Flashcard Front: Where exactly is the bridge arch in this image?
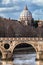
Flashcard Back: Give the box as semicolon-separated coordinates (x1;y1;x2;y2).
12;41;37;53
12;42;37;55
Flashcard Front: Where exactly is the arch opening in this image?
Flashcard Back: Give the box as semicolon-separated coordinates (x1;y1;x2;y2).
4;43;10;49
13;43;36;65
0;51;2;60
13;43;36;57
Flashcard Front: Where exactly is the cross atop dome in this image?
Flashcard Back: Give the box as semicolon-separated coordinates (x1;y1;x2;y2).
24;5;28;10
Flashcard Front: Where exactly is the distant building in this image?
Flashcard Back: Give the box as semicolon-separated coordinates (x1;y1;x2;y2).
19;5;32;25
0;5;43;37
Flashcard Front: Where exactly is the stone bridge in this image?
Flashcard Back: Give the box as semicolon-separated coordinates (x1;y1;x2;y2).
0;38;43;60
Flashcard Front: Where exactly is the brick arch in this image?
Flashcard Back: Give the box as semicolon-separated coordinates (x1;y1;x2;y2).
12;42;37;53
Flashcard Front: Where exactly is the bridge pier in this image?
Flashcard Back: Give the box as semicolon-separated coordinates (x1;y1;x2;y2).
36;51;43;61
2;53;6;60
1;52;13;60
6;53;13;60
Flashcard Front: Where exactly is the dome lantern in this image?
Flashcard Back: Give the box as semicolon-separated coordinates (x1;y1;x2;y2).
24;5;28;10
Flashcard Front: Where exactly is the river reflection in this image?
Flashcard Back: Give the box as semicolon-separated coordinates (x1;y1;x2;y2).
0;54;43;65
0;60;43;65
36;61;43;65
13;54;36;65
0;61;14;65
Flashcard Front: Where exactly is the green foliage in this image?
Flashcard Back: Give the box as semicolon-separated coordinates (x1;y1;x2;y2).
31;20;38;28
34;21;38;28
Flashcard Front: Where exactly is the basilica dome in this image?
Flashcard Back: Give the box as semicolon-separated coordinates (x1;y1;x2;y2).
19;5;32;25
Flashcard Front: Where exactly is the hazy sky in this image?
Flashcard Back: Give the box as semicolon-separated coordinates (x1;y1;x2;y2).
0;0;43;20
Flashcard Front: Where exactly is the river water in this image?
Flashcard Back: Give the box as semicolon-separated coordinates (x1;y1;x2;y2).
0;53;43;65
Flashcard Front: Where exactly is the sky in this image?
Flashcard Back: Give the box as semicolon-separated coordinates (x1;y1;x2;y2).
0;0;43;20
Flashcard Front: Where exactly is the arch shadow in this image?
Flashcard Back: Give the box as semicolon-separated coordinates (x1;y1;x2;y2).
13;42;37;53
12;43;37;59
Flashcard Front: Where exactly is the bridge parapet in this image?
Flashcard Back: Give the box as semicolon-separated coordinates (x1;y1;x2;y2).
0;38;43;42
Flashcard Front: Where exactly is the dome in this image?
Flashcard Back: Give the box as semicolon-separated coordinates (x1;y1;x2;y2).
19;5;32;25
